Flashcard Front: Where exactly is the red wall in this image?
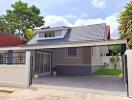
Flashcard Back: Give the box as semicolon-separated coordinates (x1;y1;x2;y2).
0;32;27;47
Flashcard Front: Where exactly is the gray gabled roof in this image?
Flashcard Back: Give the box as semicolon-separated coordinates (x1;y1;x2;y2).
28;23;107;45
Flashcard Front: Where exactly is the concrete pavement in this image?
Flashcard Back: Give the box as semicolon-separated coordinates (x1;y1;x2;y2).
0;76;130;100
5;87;131;100
33;75;127;96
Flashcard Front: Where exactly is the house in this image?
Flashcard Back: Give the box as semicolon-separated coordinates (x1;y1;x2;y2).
0;23;130;96
0;24;122;75
27;23;111;76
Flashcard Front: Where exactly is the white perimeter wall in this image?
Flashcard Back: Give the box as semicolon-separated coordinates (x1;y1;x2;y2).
0;51;31;88
125;50;132;97
0;65;29;88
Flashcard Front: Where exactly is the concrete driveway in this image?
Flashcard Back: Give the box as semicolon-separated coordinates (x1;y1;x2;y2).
32;75;127;96
6;87;130;100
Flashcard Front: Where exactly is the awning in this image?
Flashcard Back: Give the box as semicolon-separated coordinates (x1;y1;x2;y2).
0;39;127;51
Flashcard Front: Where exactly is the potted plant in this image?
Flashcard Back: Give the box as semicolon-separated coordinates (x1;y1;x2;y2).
33;71;39;78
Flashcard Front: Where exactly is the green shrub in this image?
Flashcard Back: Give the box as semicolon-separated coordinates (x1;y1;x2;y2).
110;56;120;69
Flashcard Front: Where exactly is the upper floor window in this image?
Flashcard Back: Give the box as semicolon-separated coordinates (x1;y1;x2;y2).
67;47;77;57
37;29;68;40
38;31;55;38
44;31;55;38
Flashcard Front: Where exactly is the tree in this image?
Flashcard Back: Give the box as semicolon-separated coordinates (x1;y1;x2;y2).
110;45;122;55
25;28;36;40
118;1;132;49
110;56;120;69
0;11;17;34
0;0;44;40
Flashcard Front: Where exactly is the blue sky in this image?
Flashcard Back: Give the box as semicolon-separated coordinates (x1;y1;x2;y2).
0;0;131;38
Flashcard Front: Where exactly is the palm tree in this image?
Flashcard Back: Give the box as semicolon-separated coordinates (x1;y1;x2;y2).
118;1;132;49
126;29;132;48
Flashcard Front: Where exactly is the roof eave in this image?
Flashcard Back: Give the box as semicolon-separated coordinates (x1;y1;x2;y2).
0;39;127;51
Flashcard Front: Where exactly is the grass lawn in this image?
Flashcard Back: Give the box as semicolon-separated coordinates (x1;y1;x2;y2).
94;69;122;77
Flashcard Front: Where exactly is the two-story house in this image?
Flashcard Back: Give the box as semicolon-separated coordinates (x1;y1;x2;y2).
27;23;111;76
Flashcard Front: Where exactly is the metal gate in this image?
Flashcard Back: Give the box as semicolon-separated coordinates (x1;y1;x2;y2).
35;51;52;76
29;56;33;85
123;55;129;96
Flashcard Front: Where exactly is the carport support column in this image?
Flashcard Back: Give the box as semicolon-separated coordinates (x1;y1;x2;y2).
25;51;31;88
125;50;132;97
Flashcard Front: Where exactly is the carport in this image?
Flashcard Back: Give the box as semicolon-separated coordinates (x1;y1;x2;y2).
0;39;130;97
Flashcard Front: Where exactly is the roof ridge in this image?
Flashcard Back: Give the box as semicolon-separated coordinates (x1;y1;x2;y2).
36;23;106;31
71;23;106;28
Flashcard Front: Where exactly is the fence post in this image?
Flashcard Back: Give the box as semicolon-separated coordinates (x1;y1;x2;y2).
125;50;132;97
25;51;31;87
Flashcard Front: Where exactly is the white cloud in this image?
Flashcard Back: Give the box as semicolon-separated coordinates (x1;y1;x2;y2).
91;0;107;8
105;14;119;39
44;15;72;27
74;18;104;26
73;14;120;39
44;14;119;39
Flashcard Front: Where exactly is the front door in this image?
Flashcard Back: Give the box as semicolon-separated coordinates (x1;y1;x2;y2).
35;51;52;76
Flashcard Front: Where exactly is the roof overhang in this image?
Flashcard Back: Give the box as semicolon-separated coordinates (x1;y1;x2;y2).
0;39;127;51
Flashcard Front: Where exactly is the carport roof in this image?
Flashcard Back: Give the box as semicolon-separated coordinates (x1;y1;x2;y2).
0;39;127;51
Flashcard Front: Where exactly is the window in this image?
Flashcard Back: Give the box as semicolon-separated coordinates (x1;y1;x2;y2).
67;47;77;57
38;31;55;38
0;52;25;64
55;30;62;37
44;31;55;38
37;30;66;40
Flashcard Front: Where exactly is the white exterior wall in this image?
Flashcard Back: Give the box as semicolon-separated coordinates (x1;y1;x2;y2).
91;47;102;65
101;56;122;69
0;51;31;88
91;46;109;65
91;46;122;69
125;50;132;97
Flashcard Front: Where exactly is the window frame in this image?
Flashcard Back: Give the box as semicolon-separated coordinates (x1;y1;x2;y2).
66;47;78;57
0;51;26;64
44;31;55;38
37;29;67;40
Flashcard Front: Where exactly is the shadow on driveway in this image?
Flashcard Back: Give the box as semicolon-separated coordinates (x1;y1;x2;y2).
32;75;127;96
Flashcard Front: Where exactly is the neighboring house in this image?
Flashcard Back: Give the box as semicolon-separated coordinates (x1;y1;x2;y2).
0;31;27;64
27;23;111;76
0;31;26;47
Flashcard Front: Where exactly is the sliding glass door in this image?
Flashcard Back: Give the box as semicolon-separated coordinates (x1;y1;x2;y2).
35;51;51;75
